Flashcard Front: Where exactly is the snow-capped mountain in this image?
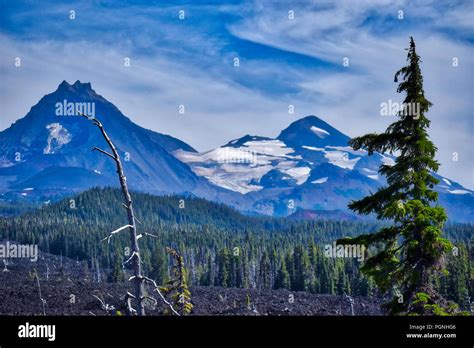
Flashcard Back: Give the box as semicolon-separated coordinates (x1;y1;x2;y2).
0;81;236;202
1;82;472;222
175;115;474;221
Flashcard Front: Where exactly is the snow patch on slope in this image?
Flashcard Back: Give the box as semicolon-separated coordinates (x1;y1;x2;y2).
281;167;311;185
326;146;366;156
323;150;360;170
448;189;471;195
242;140;297;157
310;126;330;138
311;177;328;184
381;154;395;167
302;145;361;170
302;146;325;151
43;123;72;154
175;139;305;194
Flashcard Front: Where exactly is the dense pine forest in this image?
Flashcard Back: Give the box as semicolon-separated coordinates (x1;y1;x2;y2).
0;187;472;310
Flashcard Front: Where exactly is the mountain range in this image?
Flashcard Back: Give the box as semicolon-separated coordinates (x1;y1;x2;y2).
1;81;472;221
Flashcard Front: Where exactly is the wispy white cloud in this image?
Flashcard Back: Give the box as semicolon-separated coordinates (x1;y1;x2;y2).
0;0;472;188
0;34;294;153
228;0;474;188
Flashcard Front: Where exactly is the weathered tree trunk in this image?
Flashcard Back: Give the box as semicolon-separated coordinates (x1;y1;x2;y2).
82;115;145;315
83;114;180;316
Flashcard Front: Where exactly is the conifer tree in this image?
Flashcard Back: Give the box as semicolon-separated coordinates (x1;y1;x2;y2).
217;247;230;287
259;251;272;289
292;245;309;291
274;260;291;289
108;248;125;283
149;247;167;285
161;247;193;315
234;253;244;288
200;254;214;286
338;37;453;314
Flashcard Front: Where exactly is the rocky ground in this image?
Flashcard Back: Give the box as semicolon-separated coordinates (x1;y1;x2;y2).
0;250;384;316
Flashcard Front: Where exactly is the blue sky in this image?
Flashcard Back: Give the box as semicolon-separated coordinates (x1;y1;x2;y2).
0;0;473;188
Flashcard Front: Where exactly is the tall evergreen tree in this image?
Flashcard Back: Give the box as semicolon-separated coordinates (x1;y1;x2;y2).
292;245;309;291
216;247;230;287
259;251;272;289
274;259;291;289
338;37;453;314
200;253;214;286
234;253;244;288
108;248;125;283
149;247;168;285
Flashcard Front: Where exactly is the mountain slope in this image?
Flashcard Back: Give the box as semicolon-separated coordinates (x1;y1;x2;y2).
176;116;474;222
1;83;471;221
0;81;236;202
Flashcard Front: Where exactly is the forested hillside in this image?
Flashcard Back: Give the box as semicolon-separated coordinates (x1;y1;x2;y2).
0;187;471;310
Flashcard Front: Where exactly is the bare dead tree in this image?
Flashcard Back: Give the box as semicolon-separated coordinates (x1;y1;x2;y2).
2;259;9;272
44;260;49;280
81;114;145;315
33;268;46;316
95;257;101;283
344;293;355;316
82;114;179;316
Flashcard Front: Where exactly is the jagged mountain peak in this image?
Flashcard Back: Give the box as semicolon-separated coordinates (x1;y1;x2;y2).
0;81;207;199
1;82;472;222
52;80;99;101
57;80;93;92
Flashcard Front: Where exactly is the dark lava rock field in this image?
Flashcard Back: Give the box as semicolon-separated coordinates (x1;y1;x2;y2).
0;250;384;316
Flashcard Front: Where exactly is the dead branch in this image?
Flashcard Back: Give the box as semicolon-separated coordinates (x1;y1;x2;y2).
143;276;180;316
143;232;159;238
101;224;133;244
123;251;139;266
93;294;115;314
92;147;115;160
124;292;137;316
140;295;158;307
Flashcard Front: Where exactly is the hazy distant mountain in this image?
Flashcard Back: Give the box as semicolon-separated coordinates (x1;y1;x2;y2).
1;82;472;221
0;81;236;202
176;116;474;222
